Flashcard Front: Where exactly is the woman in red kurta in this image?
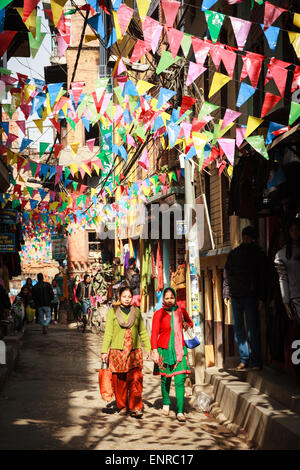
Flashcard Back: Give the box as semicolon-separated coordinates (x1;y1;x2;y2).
151;287;193;422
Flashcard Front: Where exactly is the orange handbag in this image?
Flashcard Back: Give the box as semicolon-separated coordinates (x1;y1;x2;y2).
98;362;114;402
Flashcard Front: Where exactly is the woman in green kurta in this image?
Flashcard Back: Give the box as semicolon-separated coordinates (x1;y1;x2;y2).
151;287;193;422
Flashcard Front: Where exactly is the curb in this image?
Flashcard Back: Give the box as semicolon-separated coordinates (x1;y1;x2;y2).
0;332;24;393
205;367;300;450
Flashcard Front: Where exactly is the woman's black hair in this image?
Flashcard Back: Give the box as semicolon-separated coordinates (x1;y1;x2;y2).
119;286;133;297
163;287;176;298
83;273;90;281
128;257;136;266
286;218;300;260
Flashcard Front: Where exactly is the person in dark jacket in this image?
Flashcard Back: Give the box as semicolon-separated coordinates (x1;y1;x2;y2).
0;284;11;320
223;226;268;370
125;258;141;306
32;273;54;335
76;274;95;327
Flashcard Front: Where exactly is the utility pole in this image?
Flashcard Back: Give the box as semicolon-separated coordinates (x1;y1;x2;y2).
184;157;206;385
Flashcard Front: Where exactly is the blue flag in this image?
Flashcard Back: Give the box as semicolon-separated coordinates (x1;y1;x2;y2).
261;24;280;51
157;87;176;109
87;13;105;39
236;82;256;108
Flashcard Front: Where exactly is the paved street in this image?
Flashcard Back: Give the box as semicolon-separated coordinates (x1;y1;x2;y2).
0;323;251;450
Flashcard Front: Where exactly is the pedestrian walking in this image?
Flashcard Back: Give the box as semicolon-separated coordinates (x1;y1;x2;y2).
101;286;151;418
19;285;35;323
51;279;62;324
76;274;95;328
125;258;141;307
151;287;193;423
223;226;268;370
32;273;54;335
12;296;25;333
111;257;121;304
274;218;300;325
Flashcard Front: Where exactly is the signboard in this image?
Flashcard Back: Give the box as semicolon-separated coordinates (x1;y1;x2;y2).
0;233;15;253
51;234;67;260
0;209;18;225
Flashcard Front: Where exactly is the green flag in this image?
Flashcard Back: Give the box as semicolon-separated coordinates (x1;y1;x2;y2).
246;135;269;160
204;11;225;44
29;16;46;58
181;34;192;57
289;101;300;126
198;102;219;120
40;142;50;157
156;50;180;75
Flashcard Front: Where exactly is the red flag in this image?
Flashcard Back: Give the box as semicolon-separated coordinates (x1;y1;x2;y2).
162;0;180;28
23;0;40;22
209;44;224;70
16;120;26;135
179;95;197;117
158;174;167;185
166;27;184;59
130;39;151;63
266;64;288;97
0;31;17;57
17;73;28;88
54;144;63;158
263;1;287;30
50;118;61;133
92;89;106;113
260;93;282;117
291;66;300;94
240;52;264;89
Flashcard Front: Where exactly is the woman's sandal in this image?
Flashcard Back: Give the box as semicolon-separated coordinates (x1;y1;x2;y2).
177;413;186;422
162;405;170;416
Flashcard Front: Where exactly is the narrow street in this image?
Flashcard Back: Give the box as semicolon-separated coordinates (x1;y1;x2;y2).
0;323;251;451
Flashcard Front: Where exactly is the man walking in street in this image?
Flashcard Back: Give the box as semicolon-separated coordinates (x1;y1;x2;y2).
76;274;95;329
32;273;54;335
223;226;268;370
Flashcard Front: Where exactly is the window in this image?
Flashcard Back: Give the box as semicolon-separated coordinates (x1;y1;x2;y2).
88;231;101;252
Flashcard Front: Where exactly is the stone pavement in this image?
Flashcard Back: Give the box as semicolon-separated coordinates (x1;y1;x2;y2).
0;323;251;450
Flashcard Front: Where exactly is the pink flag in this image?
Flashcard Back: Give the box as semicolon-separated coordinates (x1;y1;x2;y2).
86;138;95;153
71;81;85;107
191;37;211;66
16;121;26;135
117;4;134;36
209;44;224;70
186;61;207;86
138;149;149;170
55;166;63;186
230;17;252;50
57;35;68;58
235;127;246;148
181;122;192;140
166;27;184;59
127;134;137;148
100;93;112;115
263;2;287;31
113;57;127;76
240;52;264;89
142;16;163;53
162;0;180;28
217;138;235;166
221;48;237;78
220;109;241;130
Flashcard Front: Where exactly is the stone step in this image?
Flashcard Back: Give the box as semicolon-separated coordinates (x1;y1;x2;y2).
205;367;300;450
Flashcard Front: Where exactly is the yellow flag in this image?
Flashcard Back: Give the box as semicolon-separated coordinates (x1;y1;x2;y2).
92;162;101;176
49;202;59;211
24;84;35;103
113;11;122;41
293;13;300;28
85;34;98;43
245;116;263;138
136;0;151;21
81;163;92;177
208;72;231;99
33;119;43;133
192;132;208;159
15;8;37;37
18;174;26;183
70;143;80;155
69;163;78;176
288;31;300;58
50;0;67;27
136;80;154;96
91;188;97;198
